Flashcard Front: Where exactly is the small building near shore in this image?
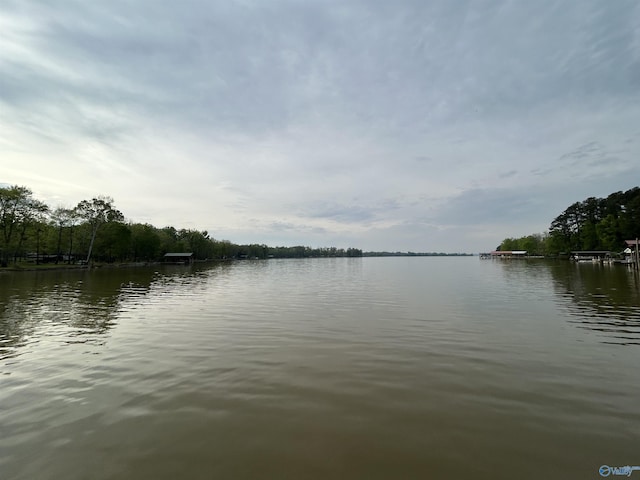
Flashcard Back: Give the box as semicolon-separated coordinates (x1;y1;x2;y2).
490;250;527;258
624;240;639;266
163;252;194;264
570;250;611;262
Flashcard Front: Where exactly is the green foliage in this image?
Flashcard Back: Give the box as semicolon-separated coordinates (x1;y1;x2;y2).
49;207;78;263
499;187;640;256
75;196;124;263
0;184;363;266
547;187;640;253
498;234;547;255
94;222;131;262
0;185;49;265
130;223;161;261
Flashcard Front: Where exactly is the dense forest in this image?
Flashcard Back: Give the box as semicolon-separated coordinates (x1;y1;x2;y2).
0;185;362;267
498;187;640;255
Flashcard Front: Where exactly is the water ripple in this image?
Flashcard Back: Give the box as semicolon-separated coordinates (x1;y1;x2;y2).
1;259;640;479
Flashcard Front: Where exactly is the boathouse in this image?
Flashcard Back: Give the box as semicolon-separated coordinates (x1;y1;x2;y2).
624;240;640;269
163;252;194;264
490;250;527;259
570;251;611;262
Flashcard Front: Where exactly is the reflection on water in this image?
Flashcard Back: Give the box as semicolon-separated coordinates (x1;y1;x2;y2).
549;262;640;345
1;258;640;480
0;268;143;361
489;259;640;345
0;264;231;362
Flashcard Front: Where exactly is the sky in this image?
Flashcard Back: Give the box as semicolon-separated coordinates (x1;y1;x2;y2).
1;0;639;253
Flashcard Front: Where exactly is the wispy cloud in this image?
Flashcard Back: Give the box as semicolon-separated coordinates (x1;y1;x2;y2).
1;0;639;252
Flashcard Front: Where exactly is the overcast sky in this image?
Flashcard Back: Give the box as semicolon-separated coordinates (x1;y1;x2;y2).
1;1;639;252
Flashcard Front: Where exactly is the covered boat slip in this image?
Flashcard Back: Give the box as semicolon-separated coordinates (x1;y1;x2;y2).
571;241;640;266
571;245;639;267
163;252;194;264
479;250;528;259
570;250;612;262
623;239;640;269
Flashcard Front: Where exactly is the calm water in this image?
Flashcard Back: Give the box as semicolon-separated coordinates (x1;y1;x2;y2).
1;258;640;479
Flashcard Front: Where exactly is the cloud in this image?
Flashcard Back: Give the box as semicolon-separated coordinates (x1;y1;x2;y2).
1;0;639;252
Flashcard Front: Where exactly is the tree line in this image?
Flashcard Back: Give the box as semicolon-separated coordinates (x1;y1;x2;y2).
363;251;472;257
498;187;640;255
0;185;362;267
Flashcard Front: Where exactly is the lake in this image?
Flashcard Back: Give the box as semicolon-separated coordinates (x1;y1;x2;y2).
1;257;640;479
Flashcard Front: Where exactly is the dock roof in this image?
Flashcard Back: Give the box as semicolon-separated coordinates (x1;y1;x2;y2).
570;250;611;254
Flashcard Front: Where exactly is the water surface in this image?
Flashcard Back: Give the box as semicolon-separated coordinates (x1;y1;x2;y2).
1;258;639;479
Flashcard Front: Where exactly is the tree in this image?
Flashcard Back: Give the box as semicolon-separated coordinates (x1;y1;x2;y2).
94;221;131;261
179;229;212;260
619;191;640;240
158;226;187;254
0;185;49;266
130;223;161;261
499;237;520;251
596;214;621;251
75;196;124;263
50;207;78;264
501;187;640;255
521;234;543;255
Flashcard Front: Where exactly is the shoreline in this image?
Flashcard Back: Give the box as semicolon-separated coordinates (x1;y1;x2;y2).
0;261;161;273
0;258;241;274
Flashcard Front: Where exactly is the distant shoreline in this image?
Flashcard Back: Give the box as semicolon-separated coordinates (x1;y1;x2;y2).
362;252;474;257
0;255;476;274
